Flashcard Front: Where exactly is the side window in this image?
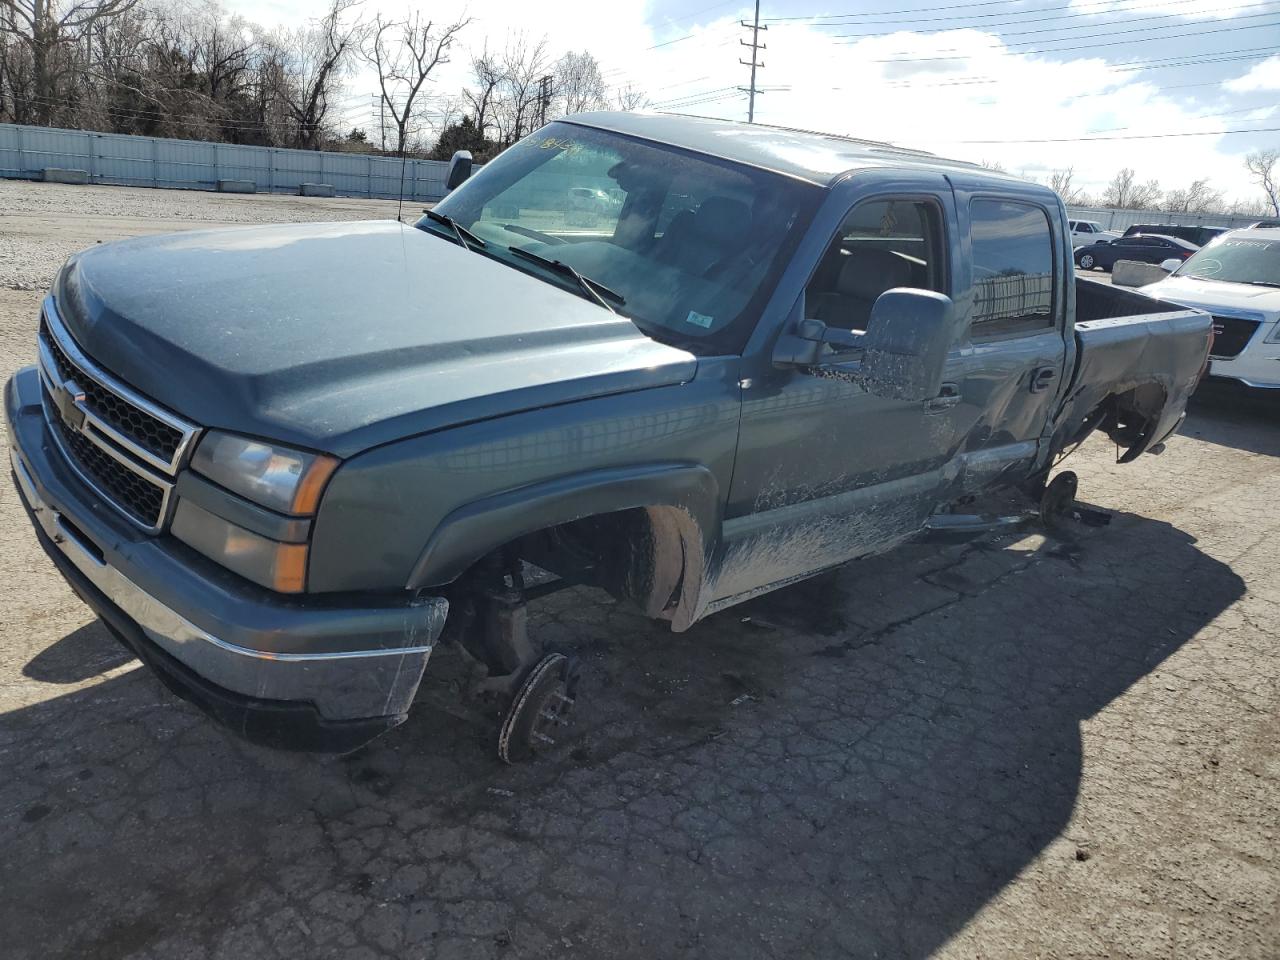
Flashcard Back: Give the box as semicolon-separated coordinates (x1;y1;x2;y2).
804;198;946;330
970;198;1056;335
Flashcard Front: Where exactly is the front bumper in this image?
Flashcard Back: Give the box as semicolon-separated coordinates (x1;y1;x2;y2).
1209;322;1280;389
7;366;448;752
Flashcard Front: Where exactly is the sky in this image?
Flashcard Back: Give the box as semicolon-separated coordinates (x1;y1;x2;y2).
228;0;1280;206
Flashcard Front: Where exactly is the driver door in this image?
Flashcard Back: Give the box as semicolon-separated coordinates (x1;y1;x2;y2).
712;185;965;608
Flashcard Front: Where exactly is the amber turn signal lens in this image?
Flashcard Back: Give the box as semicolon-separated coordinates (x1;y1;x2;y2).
290;455;339;515
270;542;310;593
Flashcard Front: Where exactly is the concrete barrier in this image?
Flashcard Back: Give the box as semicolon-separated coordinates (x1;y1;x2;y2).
298;182;336;197
216;179;256;194
40;168;89;185
1112;260;1172;288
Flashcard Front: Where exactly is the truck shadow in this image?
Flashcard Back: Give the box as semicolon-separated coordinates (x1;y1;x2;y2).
0;509;1244;959
1184;380;1280;457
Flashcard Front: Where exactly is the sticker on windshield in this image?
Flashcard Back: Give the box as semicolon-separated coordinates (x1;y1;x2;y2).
685;310;714;329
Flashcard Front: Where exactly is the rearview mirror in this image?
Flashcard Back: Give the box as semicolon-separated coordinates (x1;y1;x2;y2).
446;150;473;190
1160;258;1182;273
859;289;956;402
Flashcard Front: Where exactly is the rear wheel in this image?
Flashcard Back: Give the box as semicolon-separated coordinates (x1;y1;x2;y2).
1078;253;1096;270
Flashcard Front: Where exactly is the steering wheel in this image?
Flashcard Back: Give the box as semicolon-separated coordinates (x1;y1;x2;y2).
502;224;567;246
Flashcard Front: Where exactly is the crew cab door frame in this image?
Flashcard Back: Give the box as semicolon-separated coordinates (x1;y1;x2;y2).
945;177;1075;476
708;170;969;612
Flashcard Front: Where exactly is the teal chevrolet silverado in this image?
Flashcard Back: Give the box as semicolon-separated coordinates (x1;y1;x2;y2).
7;112;1212;760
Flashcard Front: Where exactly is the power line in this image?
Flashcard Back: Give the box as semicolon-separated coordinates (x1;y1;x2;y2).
763;0;1155;22
868;18;1280;59
939;125;1280;144
830;1;1279;39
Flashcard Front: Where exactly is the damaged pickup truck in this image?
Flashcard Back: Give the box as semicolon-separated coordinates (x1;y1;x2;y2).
7;113;1212;760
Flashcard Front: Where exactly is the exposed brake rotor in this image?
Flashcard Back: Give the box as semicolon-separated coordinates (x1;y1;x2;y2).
497;652;579;764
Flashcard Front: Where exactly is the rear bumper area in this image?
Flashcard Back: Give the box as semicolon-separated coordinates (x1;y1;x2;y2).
7;366;448;752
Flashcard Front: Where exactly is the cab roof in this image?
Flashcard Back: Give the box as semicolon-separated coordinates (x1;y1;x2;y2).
562;110;1025;190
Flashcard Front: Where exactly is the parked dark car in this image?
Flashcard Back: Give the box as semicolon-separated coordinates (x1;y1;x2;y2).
1076;234;1198;271
1122;223;1228;247
1247;218;1280;229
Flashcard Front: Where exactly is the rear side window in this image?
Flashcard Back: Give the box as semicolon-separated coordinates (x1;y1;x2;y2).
970;199;1056;335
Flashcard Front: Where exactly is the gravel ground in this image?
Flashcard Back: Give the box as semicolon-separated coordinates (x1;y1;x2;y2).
0;180;1276;960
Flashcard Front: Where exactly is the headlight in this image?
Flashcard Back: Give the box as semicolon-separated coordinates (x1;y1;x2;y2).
177;432;339;593
191;431;337;515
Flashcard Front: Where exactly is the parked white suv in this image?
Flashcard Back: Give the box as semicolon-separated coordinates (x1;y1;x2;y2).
1069;219;1120;249
1140;228;1280;389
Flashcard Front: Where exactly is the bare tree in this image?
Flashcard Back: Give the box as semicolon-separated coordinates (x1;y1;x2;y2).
463;44;501;139
610;81;647;112
278;0;362;150
553;49;605;116
363;8;468;156
1161;178;1225;215
490;33;549;146
1244;148;1279;217
1102;168;1162;209
0;0;139;124
978;158;1007;173
1046;167;1089;205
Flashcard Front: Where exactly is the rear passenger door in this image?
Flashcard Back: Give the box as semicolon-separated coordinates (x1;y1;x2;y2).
947;188;1070;474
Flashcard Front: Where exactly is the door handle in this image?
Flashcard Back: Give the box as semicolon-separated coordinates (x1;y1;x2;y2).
1030;367;1057;393
924;382;961;413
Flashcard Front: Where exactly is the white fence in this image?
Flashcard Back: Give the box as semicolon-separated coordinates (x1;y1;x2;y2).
0;123;452;201
1064;205;1264;232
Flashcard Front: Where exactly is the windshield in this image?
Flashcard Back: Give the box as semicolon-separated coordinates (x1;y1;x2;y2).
422;122;821;352
1177;233;1280;285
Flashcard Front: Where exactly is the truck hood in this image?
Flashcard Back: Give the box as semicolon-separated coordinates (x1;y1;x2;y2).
1139;275;1280;320
55;221;698;457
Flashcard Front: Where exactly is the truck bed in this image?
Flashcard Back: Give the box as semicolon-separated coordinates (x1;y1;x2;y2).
1048;278;1213;460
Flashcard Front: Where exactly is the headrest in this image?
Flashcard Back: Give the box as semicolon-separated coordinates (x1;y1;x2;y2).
836;248;915;300
692;197;752;243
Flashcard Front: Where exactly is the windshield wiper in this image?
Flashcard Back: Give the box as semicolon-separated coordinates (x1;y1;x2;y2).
423;209;485;251
507;246;626;314
1242;280;1280;288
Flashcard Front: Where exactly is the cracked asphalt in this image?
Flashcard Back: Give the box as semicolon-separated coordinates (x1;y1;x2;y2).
1;181;1277;959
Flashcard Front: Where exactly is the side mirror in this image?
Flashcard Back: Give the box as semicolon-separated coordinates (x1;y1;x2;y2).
446;150;473;190
1160;258;1182;273
859;289;955;402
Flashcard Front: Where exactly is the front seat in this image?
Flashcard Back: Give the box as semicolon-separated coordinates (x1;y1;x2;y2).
656;197;752;276
810;247;914;331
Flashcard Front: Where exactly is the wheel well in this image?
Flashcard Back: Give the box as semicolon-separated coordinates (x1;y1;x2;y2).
454;505;705;631
1061;383;1168;463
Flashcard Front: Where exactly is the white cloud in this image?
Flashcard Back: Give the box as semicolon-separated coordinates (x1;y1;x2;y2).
1223;55;1280;92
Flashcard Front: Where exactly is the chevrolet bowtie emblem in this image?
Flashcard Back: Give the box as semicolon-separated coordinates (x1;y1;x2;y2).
52;378;87;432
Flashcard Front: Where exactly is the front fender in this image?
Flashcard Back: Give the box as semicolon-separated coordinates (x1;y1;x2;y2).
406;462;721;590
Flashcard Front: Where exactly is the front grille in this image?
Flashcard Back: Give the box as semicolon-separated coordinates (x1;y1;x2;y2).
1209;316;1260;359
36;298;198;532
44;387;165;527
40;320;184;462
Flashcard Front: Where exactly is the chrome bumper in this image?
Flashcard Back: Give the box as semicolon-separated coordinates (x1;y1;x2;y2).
8;366;447;732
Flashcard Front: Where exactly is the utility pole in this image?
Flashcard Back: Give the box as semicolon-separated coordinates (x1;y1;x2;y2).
376;94;386;153
536;75;554;128
738;0;766;123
